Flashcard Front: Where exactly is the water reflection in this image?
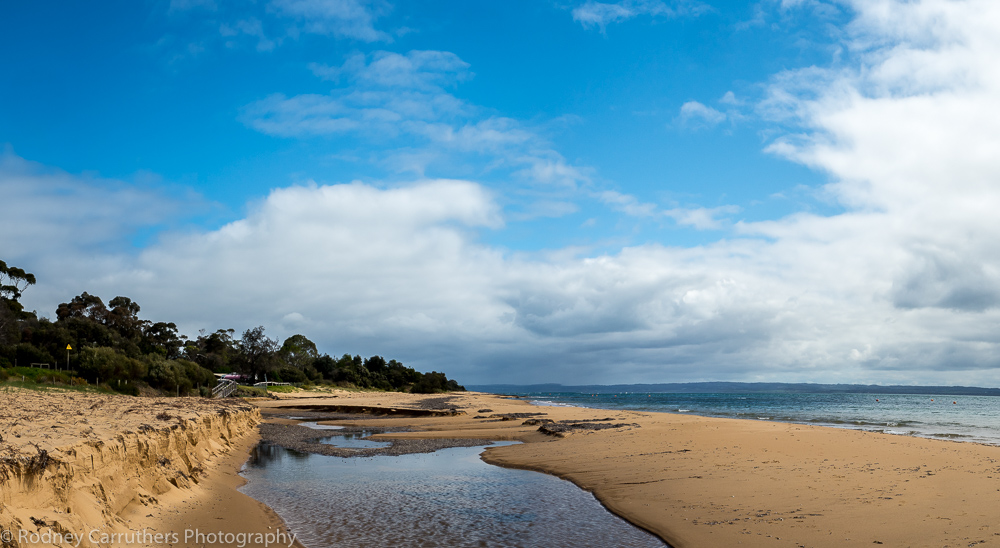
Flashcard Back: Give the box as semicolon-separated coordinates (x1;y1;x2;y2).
241;442;665;548
318;431;390;449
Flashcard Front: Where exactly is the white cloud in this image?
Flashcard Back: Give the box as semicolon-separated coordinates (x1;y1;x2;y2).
572;0;708;31
599;190;658;217
677;100;727;128
245;51;591;191
270;0;391;42
220;18;278;51
310;50;471;89
719;91;741;105
664;205;740;230
599;190;738;229
240;90;467;138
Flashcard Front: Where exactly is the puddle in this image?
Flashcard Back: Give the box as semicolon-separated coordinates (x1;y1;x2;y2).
240;442;665;548
297;421;345;431
318;430;390;449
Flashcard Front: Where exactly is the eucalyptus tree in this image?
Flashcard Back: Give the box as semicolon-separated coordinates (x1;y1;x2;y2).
236;326;278;382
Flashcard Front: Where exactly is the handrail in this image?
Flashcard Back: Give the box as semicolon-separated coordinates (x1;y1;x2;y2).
212;379;238;398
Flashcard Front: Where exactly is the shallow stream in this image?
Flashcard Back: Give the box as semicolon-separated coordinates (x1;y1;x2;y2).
239;439;665;548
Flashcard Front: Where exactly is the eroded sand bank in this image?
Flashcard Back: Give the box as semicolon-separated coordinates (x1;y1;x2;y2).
0;388;302;548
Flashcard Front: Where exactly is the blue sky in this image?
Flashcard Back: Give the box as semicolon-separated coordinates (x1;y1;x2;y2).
1;0;835;247
4;0;1000;385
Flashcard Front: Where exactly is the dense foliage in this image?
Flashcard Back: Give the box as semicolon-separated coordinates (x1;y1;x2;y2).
0;261;464;395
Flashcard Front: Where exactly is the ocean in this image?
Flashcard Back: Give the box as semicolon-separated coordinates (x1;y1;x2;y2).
513;391;1000;445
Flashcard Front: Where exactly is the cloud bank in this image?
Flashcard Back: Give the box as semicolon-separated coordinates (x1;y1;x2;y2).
7;0;1000;385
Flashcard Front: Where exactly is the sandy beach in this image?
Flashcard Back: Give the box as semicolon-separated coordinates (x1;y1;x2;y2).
259;390;1000;547
6;387;1000;547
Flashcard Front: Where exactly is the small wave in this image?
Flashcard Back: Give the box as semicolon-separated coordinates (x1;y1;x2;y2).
530;400;575;407
928;432;973;439
757;417;771;420
677;409;691;413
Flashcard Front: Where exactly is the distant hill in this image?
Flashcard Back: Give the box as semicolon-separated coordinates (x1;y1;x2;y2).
467;382;1000;397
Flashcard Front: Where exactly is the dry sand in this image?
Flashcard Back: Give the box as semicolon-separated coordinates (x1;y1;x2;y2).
6;385;1000;547
260;389;1000;548
0;387;303;548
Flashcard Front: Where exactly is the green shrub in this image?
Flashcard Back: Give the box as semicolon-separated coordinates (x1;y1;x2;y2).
77;347;146;384
15;343;55;368
273;365;307;383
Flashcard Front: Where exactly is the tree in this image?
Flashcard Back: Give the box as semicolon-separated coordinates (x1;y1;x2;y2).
0;260;36;314
279;334;318;369
56;292;108;322
106;296;146;340
235;326;278;382
0;302;17;346
143;321;184;358
186;328;237;372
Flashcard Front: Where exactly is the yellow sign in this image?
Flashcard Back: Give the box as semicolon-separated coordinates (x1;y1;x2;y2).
66;344;72;350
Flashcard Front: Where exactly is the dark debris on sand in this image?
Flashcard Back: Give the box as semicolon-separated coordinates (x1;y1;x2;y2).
258;422;489;458
475;412;547;422
537;421;640;437
413;396;465;410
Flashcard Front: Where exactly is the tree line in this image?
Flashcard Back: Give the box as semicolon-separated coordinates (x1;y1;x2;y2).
0;260;464;395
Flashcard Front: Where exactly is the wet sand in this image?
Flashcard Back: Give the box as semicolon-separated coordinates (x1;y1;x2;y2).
260;389;1000;548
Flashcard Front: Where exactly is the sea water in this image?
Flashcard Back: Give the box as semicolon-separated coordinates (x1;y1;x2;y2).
239;440;665;548
521;391;1000;444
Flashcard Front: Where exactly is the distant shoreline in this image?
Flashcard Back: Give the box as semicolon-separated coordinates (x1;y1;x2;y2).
469;381;1000;396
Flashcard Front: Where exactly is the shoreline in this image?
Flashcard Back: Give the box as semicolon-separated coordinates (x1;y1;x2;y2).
258;389;1000;548
512;391;1000;447
6;387;1000;547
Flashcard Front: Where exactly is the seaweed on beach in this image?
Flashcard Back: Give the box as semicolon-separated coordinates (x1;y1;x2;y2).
538;422;640;437
415;396;462;410
482;412;546;422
